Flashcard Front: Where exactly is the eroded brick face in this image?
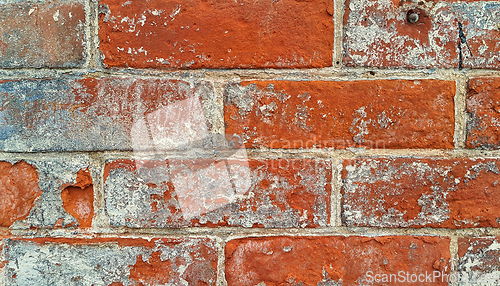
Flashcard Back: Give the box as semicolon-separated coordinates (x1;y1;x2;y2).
104;159;331;228
0;0;85;68
0;157;95;229
224;80;455;149
343;0;500;69
0;78;215;152
0;237;218;286
343;158;500;228
98;0;334;69
226;236;450;285
467;77;500;149
458;237;500;284
0;161;42;227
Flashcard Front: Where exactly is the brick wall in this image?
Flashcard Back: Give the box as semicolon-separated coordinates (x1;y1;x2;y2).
0;0;499;285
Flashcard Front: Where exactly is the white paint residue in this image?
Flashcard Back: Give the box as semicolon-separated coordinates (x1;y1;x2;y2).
170;5;181;19
28;7;36;15
53;10;60;21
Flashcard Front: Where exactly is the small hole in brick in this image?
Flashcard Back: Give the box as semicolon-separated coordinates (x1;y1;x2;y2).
369;71;376;76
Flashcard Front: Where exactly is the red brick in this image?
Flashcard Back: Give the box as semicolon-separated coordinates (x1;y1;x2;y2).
0;161;42;227
226;236;450;285
0;1;85;68
1;237;218;285
104;159;331;228
343;0;500;69
224;80;455;149
61;169;94;228
0;78;214;152
466;77;500;149
343;158;500;228
98;0;334;69
458;237;500;283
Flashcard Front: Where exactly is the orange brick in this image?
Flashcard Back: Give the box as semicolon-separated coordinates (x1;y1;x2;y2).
343;158;500;228
0;161;42;227
226;236;450;285
344;0;500;69
467;77;500;149
224;80;455;149
99;0;334;69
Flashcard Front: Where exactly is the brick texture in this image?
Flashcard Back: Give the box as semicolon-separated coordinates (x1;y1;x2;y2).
343;158;500;228
344;0;500;69
467;77;500;149
0;0;85;68
1;0;499;283
226;236;450;285
225;80;455;149
104;159;331;228
0;78;215;152
0;161;42;227
0;237;218;285
458;237;500;284
0;157;93;229
98;0;334;69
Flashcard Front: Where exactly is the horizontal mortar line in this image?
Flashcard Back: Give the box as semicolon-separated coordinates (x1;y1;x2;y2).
6;226;500;239
3;149;500;160
0;67;498;80
81;65;500;78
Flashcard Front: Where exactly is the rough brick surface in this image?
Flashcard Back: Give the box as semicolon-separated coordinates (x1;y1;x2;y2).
0;237;218;285
104;159;331;228
225;80;455;149
0;161;42;227
98;0;334;69
61;169;94;228
0;78;216;152
343;158;500;228
467;77;500;149
344;0;500;69
458;237;500;284
0;156;94;229
0;0;85;68
226;236;450;285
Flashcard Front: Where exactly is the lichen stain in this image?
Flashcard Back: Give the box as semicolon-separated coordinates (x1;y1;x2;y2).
61;169;94;228
0;161;42;227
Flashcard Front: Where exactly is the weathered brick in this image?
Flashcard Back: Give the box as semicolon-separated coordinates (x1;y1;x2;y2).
226;236;450;285
0;0;85;68
344;0;500;69
343;158;500;228
0;78;215;152
467;77;500;149
224;80;455;149
0;156;93;229
0;237;218;285
98;0;334;69
458;237;500;284
61;169;94;228
0;161;42;227
104;159;331;228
